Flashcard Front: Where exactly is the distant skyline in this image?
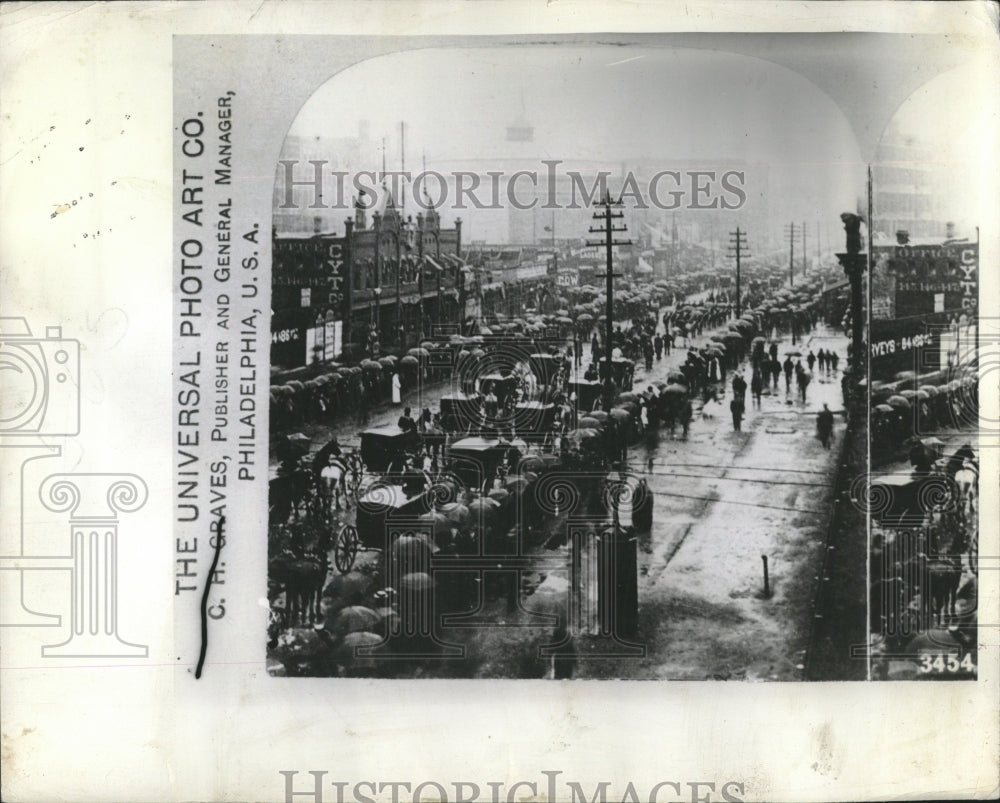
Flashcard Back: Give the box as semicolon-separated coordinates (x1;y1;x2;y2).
281;43;985;243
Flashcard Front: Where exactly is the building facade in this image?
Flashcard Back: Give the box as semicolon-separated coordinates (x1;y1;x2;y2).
270;194;468;371
869;237;979;379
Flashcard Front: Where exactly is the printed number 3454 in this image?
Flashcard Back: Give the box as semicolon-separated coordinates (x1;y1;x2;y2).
919;653;976;673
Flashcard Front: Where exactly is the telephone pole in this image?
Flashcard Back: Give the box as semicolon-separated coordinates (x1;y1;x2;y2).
783;222;798;286
727;227;750;319
801;221;807;275
587;190;630;413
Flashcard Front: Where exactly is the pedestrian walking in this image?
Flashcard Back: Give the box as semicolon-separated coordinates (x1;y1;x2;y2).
679;398;692;438
397;406;417;433
751;370;764;408
830;350;839;373
807;350;816;373
391;371;402;405
797;367;811;403
770;357;781;390
654;334;663;360
783;356;794;393
359;382;371;425
769;342;778;362
817;348;826;373
731;372;747;404
730;397;745;432
664;327;672;355
816;403;834;448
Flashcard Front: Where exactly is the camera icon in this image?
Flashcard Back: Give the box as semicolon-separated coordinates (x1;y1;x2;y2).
0;317;80;436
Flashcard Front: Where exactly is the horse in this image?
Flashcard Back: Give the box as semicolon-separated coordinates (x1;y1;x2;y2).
268;469;313;526
954;459;978;523
269;551;329;626
319;456;349;512
268;522;333;626
926;553;963;626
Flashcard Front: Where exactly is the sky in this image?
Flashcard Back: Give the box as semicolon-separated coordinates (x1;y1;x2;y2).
283;42;989;244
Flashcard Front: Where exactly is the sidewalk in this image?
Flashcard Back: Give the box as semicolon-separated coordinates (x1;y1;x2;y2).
574;325;851;679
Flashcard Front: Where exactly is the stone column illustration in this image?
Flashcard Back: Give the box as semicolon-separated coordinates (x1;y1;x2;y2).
38;473;148;657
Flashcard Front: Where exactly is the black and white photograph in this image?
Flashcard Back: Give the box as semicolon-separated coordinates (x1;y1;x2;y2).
2;2;997;801
264;35;982;681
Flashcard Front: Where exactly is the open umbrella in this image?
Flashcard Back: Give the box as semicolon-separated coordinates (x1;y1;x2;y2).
578;416;602;429
400;572;433;592
407;347;430;358
918;385;939;397
587;410;609;423
322;570;370;602
786;350;802;357
468;497;500;522
504;476;529;495
400;355;419;367
391;535;436;574
418;510;451;532
667;370;687;384
518;455;546;474
608;408;631;422
872;404;895;415
440;502;471;528
330;605;380;636
662;383;688;395
335;630;384;668
488;488;511;504
886;395;911;409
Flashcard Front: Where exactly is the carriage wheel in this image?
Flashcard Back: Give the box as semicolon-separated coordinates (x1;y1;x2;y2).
334;524;359;574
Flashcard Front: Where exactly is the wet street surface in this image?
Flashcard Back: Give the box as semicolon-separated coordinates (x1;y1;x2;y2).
270;314;857;679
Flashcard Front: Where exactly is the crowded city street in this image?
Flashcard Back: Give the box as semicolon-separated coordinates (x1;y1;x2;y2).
265;268;869;679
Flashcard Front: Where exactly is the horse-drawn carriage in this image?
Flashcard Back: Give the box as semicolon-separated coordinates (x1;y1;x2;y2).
513;400;558;441
360;425;421;472
569;379;603;413
479;373;519;408
347;481;434;565
598;357;635;391
529;352;564;388
440;392;479;434
447;436;518;491
867;472;937;529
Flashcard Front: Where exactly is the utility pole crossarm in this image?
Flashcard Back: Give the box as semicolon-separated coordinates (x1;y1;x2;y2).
588;191;632;418
728;226;749;319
